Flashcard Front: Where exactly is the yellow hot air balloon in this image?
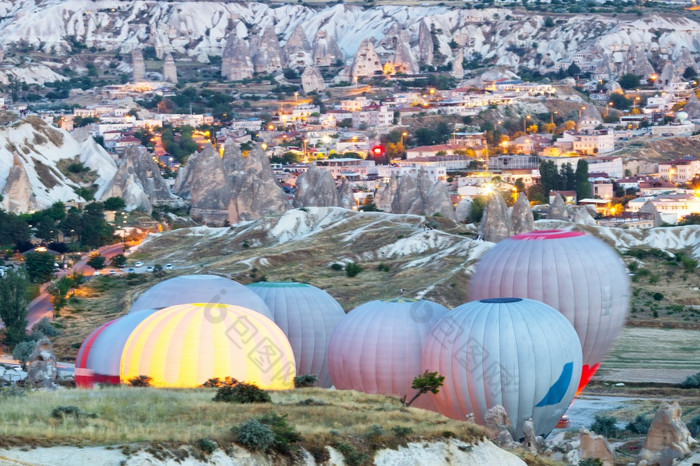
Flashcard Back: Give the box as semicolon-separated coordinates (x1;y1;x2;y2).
120;303;296;389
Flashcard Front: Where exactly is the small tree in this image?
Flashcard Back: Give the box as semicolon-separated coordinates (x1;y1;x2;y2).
152;264;165;277
110;254;127;268
0;269;29;346
403;370;445;407
87;254;106;270
345;262;363;278
590;415;619;438
102;197;126;211
24;252;55;283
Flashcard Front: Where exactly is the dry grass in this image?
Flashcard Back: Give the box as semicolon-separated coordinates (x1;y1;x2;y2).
31;157;60;189
56;157;99;185
0;387;485;452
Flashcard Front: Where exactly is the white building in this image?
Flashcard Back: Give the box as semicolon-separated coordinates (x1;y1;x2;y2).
377;165;447;182
649;123;694;138
659;158;700;183
627;194;700;224
351;105;394;128
314;158;376;178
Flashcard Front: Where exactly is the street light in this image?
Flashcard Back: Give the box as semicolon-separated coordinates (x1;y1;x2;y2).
523;115;531;133
606;102;613;118
400;131;408;146
550;111;558;125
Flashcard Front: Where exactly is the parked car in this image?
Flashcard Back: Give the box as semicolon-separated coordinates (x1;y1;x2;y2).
146;266;154;273
134;261;144;267
165;264;173;271
109;270;116;276
128;268;135;273
94;271;100;276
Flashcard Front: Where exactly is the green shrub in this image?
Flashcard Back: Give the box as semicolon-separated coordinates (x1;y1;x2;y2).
32;317;62;337
391;426;413;438
201;377;239;388
579;459;603;466
626;415;651;434
680;372;700;388
196;438;218;455
652;292;664;301
128;375;153;387
234;419;275;452
377;263;391;272
294;374;319;388
259;412;301;454
687;416;700;436
591;415;619;438
12;340;35;365
365;424;384;441
332;441;366;466
213;382;271;403
345;262;363;277
330;263;343;271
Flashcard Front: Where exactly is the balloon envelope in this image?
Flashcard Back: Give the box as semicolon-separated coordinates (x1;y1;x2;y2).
120;303;296;389
327;298;449;410
247;282;345;388
129;275;272;318
422;298;582;438
470;230;629;392
75;310;160;388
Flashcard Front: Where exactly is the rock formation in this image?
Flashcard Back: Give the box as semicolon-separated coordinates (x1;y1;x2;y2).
375;176;398;212
620;45;654;78
579;104;604;131
162;53;177;83
100;146;173;213
676;47;699;76
293;165;339;208
221;33;254;81
511;193;534;235
547;193;569;221
0;44;4;63
683;92;700;122
312;29;343;67
455;197;472;223
639;401;696;466
521;418;536;453
251;25;283;74
392;173;423;215
388;170;456;219
452;49;464;79
301;65;326;94
479;191;512;242
132;48;145;82
484;405;515;448
424;178;457;220
417;21;434;65
579;427;614;466
283;24;312;69
571;206;597;226
337;178;355;210
1;155;34;212
639;199;663;227
351;38;383;79
386;34;419;75
26;337;58;389
176;142;287;226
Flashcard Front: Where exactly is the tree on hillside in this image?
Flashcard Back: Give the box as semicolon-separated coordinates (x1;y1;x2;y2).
619;73;641;90
683;67;697;80
81;203;114;247
561;163;576;191
0;269;29;346
576;159;591;200
87;254;106;270
24;251;55;283
403;370;445;407
103;197;126;211
539;160;563;196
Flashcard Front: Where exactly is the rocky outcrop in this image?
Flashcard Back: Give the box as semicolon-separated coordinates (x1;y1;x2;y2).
639;200;663;227
424;178;456;220
639;401;696;466
387;34;419;75
162;53;177;83
100;146;173;213
571;206;597;226
312;29;343;67
579;104;604;131
221;33;254;81
521;418;536;453
337;178;355;210
251;25;283;75
1;155;34;212
132;48;145;82
301;66;325;94
452;49;464;79
479;191;512;242
351;38;382;79
510;194;534;235
283;24;312;69
177;142;287;225
683;92;700;122
547;193;569;221
26;337;57;389
392;173;422;215
293;165;338;208
579;427;614;466
484;405;516;448
455;197;472;223
620;45;655;78
375;176;398;212
417;21;434;66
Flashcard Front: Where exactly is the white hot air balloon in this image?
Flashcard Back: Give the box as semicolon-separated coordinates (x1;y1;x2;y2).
247;282;346;388
422;298;582;438
129;275;272;318
470;230;629;394
327;298;449;410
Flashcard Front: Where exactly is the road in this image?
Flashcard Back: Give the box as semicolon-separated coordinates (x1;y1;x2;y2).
26;243;126;329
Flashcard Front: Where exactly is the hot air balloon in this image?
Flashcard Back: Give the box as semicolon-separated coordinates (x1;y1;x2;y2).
120;303;296;389
129;275;272;318
327;298;449;410
75;309;160;388
470;230;629;393
247;282;345;388
422;298;582;438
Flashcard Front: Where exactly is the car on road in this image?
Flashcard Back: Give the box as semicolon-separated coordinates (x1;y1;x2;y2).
128;268;135;273
165;264;173;270
94;271;101;276
134;261;144;267
109;270;116;276
146;266;154;273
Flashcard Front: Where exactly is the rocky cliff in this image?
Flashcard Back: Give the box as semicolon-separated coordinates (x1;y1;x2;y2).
380;170;456;220
221;31;254;81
